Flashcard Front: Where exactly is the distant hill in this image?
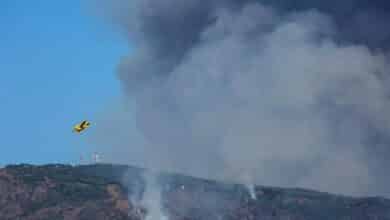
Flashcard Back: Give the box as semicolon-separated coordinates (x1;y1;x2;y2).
0;164;389;220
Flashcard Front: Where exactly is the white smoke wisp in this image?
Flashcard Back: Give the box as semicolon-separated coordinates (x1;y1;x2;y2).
92;0;390;197
140;171;169;220
248;184;256;200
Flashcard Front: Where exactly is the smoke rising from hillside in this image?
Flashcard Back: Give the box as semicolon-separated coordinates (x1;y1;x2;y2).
92;0;390;197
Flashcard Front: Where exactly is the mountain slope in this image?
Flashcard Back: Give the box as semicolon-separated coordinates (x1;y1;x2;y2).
0;164;389;220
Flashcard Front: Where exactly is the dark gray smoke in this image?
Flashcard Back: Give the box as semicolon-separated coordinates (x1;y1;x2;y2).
91;0;390;197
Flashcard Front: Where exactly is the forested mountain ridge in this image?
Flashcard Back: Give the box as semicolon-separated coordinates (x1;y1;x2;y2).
0;164;389;220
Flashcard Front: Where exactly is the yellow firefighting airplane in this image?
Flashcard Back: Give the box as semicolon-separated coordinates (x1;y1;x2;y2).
73;120;90;133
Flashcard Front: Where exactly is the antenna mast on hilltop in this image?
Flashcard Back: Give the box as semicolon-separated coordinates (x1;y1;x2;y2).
92;152;100;163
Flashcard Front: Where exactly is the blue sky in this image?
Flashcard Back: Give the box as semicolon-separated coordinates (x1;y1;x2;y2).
0;1;129;165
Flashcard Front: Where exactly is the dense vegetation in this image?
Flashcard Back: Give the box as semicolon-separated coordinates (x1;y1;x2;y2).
1;163;390;220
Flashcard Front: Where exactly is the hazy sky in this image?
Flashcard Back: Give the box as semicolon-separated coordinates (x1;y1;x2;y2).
0;0;129;165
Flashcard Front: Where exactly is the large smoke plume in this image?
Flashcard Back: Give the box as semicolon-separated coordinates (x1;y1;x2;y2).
91;0;390;197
